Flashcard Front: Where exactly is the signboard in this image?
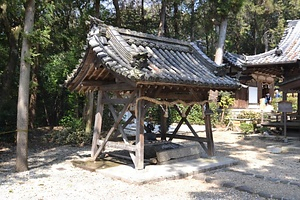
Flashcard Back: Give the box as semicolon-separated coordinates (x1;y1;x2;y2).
278;101;293;112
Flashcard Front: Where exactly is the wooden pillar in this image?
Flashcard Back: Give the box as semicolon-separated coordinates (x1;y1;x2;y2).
160;105;167;141
135;89;145;170
204;102;214;156
91;90;104;157
85;91;94;133
257;81;262;103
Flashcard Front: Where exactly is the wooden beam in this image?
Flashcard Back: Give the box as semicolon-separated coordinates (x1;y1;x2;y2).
169;105;208;153
135;89;145;170
160;105;168;140
105;93;137;162
97;140;136;151
91;90;104;157
122;114;135;129
102;98;132;104
99;83;135;91
92;90;137;161
95;67;109;79
204;102;214;156
81;80;106;87
156;92;194;101
168;105;193;140
165;134;208;142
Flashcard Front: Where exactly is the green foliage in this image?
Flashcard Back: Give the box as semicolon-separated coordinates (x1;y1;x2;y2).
209;0;245;18
187;104;204;125
272;94;298;112
167;104;205;125
257;126;270;134
237;111;261;134
145;101;235;128
238;111;261;123
218;91;235;123
218;91;235;109
240;122;253;134
210;101;225;126
1;0;299;134
288;95;298;112
102;105;118;131
49;115;91;145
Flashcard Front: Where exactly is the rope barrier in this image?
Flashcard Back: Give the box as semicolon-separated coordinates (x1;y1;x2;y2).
0;129;29;135
135;96;210;107
0;130;16;135
135;96;211;118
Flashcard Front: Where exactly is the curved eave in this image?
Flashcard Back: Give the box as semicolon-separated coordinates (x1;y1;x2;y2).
136;79;240;91
244;60;299;67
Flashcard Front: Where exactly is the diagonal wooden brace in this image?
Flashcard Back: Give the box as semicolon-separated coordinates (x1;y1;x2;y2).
92;90;137;161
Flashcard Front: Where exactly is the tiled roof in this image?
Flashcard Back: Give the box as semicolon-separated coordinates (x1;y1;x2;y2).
278;75;300;92
224;20;300;67
65;17;239;92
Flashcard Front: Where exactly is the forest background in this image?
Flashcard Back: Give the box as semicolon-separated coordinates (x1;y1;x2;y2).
1;0;299;144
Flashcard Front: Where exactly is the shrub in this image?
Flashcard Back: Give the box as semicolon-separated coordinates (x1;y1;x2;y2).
49;116;91;145
238;111;261;124
218;91;235;123
240;122;254;134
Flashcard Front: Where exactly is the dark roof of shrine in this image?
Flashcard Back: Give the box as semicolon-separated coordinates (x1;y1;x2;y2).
278;75;300;92
65;17;239;92
224;20;300;68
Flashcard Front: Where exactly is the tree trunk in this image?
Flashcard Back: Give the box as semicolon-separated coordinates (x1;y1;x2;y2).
16;0;35;172
158;0;166;37
190;0;195;41
140;0;145;32
95;0;100;18
214;18;228;65
113;0;121;27
173;1;179;39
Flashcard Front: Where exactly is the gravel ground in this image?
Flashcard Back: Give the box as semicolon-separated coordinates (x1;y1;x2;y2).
1;128;300;200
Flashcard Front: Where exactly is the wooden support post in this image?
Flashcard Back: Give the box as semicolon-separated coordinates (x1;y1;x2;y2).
160;105;167;141
122;114;135;129
135;89;145;170
204;103;214;156
91;90;104;157
92;91;136;161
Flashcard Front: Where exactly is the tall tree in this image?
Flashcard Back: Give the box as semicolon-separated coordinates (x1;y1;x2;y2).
16;0;35;172
95;0;100;18
113;0;121;26
158;0;167;36
209;0;244;65
84;0;101;134
190;0;195;41
173;0;180;39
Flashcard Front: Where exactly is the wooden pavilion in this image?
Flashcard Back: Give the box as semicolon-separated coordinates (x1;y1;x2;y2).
65;17;240;169
224;19;300;112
